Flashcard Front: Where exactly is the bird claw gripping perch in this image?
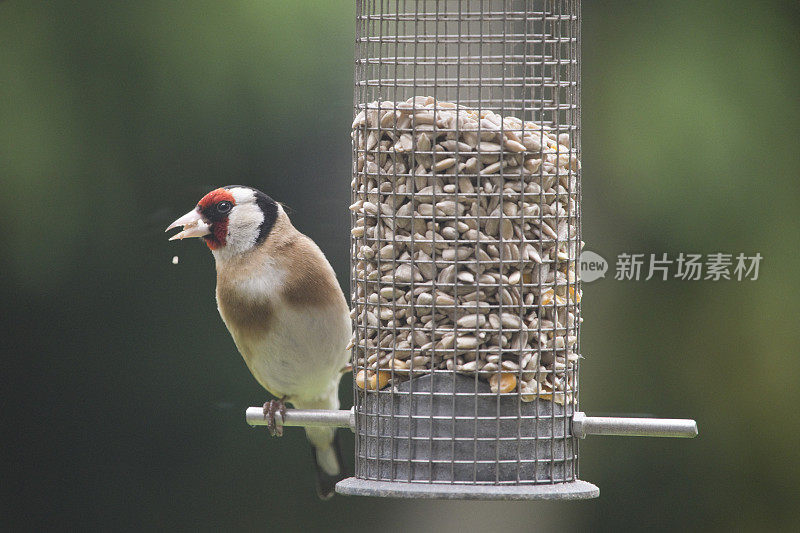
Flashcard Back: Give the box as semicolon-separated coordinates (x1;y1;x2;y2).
263;399;287;437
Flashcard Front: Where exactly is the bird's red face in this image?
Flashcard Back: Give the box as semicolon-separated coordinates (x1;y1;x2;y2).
166;188;236;250
196;188;236;249
167;185;279;255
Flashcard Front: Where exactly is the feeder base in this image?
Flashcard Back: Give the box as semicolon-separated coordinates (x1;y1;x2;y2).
336;478;599;500
355;374;578;483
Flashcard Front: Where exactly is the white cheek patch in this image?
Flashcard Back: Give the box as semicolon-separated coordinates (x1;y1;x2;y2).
228;205;264;243
223;189;265;254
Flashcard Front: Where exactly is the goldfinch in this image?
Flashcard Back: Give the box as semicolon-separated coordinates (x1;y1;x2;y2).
167;185;351;499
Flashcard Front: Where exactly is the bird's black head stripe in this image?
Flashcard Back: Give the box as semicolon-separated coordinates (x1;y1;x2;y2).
254;191;278;244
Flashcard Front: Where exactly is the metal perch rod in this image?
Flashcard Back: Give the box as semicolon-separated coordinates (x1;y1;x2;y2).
245;408;697;439
572;412;698;438
245;407;354;431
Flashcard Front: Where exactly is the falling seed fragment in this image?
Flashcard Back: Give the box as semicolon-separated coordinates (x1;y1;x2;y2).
172;256;179;265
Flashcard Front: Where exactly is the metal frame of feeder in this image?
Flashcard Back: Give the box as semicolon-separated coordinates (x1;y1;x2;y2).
245;0;698;501
348;0;590;498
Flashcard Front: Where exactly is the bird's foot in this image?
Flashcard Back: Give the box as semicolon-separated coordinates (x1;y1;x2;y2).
263;398;287;437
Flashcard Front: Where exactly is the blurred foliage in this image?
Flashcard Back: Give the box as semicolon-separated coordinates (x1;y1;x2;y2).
1;0;798;531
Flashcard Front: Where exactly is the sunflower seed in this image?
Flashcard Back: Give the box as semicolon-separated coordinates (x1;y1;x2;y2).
351;97;580;398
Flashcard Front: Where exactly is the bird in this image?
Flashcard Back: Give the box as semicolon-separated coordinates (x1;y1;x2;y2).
166;185;352;499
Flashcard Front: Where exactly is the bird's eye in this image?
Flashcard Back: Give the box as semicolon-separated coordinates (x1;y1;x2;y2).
216;201;232;214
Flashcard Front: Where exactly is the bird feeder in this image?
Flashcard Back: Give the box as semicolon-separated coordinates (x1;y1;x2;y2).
246;0;697;500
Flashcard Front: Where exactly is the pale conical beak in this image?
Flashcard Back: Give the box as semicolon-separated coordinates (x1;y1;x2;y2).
165;209;211;241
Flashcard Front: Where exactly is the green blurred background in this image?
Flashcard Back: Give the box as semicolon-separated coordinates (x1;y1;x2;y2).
2;1;798;531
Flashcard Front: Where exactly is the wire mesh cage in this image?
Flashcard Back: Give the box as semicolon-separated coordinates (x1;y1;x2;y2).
345;0;593;499
243;0;697;500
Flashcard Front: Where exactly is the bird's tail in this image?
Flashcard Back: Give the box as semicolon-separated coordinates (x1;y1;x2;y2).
293;389;348;500
310;430;346;500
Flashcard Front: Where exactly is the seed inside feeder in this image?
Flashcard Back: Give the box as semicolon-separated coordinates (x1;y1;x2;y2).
351;97;581;403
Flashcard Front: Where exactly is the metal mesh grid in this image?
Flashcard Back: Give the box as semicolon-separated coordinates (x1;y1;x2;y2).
350;0;581;486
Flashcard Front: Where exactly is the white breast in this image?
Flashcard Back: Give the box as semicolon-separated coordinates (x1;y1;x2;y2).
235;301;351;402
235;262;285;299
213;219;352;404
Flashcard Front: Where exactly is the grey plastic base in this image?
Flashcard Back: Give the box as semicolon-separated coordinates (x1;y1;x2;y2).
336;478;599;500
355;373;576;483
